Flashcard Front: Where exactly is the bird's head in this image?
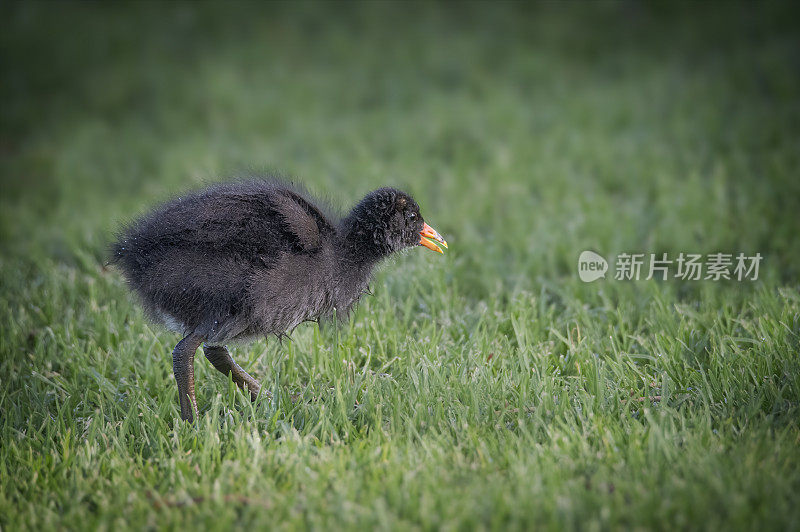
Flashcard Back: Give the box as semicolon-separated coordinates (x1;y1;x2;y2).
341;187;448;261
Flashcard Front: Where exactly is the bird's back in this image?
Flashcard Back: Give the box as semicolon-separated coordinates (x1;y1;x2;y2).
111;180;339;342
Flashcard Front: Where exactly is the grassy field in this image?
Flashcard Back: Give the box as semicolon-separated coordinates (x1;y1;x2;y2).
2;2;800;530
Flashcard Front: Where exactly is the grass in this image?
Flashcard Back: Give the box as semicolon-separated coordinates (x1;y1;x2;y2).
2;2;800;530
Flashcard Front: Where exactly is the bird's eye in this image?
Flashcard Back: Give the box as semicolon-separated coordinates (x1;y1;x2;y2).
409;212;416;219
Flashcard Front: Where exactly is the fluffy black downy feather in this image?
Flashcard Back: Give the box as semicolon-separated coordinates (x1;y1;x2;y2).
110;179;447;421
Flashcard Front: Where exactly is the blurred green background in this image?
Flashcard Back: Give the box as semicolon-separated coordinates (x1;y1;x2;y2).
3;1;799;281
2;2;799;530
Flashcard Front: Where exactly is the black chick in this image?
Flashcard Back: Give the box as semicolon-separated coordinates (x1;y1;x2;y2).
111;180;448;421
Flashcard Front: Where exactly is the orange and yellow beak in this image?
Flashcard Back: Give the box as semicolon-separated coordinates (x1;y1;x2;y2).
419;222;448;254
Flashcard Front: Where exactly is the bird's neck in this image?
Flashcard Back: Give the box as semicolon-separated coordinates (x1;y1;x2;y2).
336;214;389;268
331;222;382;312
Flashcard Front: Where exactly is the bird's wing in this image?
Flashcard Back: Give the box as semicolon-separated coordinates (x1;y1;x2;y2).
269;192;320;249
268;190;336;251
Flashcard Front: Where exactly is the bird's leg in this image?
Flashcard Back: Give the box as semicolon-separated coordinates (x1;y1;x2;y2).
172;335;203;422
203;344;261;401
